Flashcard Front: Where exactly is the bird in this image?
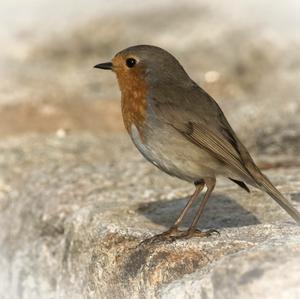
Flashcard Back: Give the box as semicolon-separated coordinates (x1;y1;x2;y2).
94;45;300;242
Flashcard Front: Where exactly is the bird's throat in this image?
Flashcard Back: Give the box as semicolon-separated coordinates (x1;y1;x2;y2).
118;72;148;136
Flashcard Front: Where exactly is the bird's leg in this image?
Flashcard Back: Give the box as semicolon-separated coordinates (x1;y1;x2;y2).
140;181;205;244
170;180;205;231
181;177;219;239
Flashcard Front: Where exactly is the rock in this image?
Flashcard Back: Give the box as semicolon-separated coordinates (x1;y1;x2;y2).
160;232;300;299
0;134;300;299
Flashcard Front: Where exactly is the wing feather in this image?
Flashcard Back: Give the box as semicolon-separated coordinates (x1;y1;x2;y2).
174;122;253;180
150;83;258;183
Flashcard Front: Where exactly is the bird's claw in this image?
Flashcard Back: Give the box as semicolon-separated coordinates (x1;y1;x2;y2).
191;228;220;238
139;227;182;246
139;227;220;246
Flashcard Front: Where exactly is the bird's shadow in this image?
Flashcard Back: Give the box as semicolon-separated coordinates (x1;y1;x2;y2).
137;193;260;229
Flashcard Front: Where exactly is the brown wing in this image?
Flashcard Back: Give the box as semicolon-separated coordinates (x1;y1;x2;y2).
150;82;300;223
150;83;261;184
173;121;254;180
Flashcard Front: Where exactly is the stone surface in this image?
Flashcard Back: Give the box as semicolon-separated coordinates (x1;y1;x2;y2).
0;134;300;299
160;233;300;299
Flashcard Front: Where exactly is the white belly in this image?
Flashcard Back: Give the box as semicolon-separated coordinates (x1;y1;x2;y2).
130;124;219;182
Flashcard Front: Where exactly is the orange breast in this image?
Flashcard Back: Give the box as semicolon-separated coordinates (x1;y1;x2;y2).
115;66;148;135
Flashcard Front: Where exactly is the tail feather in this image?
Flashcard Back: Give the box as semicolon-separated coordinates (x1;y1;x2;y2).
259;175;300;224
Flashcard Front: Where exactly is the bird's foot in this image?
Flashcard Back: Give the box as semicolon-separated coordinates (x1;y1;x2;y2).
139;227;219;246
181;228;220;239
139;226;184;245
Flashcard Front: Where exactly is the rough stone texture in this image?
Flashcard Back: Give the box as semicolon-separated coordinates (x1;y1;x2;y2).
160;233;300;299
0;134;300;299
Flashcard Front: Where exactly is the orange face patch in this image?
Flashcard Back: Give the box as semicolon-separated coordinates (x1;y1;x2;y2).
112;55;148;135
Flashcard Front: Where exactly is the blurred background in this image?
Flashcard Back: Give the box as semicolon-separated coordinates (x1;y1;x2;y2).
1;0;300;156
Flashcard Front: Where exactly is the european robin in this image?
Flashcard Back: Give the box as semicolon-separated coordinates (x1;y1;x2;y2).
94;45;300;242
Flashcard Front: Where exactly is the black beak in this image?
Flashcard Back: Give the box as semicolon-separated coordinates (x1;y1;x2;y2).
94;62;113;70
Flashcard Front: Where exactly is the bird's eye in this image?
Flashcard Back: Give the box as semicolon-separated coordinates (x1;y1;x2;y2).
126;58;136;68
